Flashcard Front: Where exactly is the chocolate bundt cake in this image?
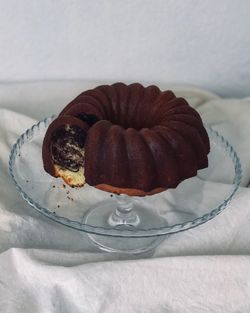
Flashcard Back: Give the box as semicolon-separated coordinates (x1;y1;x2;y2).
42;83;210;196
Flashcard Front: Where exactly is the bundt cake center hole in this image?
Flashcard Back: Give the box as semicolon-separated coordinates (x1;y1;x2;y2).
77;112;150;130
51;125;86;172
77;113;99;126
111;117;153;130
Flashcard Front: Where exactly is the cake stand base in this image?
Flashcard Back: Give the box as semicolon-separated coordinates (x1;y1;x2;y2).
83;197;167;255
86;233;166;256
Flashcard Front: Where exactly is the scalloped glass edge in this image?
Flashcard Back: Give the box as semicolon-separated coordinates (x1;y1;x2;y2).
9;116;242;238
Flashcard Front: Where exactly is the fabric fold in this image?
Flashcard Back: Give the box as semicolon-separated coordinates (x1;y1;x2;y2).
1;82;250;312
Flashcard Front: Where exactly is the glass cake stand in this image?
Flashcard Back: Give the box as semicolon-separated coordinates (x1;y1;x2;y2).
9;116;242;255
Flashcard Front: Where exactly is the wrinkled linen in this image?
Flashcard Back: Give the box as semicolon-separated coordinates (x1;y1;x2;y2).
1;81;250;312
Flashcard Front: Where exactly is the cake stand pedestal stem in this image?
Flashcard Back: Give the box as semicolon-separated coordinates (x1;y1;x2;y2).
108;194;140;227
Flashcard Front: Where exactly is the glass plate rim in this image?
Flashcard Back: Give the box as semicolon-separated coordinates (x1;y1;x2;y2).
9;116;242;237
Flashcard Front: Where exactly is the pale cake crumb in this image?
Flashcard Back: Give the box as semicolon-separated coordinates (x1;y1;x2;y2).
54;165;85;187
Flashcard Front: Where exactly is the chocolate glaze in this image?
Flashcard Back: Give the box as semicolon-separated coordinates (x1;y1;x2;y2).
42;83;210;195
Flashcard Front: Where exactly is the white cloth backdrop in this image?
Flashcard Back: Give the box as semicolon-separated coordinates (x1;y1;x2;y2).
1;81;250;312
